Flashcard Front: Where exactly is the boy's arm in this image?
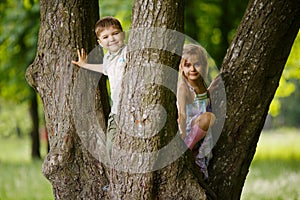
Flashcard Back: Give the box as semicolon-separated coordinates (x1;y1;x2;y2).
72;48;104;73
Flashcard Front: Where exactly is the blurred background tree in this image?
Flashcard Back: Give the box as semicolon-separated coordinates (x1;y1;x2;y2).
0;0;299;160
269;33;300;127
0;0;42;159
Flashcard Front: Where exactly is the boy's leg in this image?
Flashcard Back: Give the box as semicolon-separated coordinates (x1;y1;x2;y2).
106;113;117;161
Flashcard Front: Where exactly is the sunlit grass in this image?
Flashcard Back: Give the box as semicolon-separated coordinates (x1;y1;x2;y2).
243;160;300;200
254;128;300;160
0;137;53;200
0;161;53;200
242;128;300;200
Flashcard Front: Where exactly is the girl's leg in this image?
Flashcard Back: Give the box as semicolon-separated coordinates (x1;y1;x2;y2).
194;112;215;131
184;112;215;150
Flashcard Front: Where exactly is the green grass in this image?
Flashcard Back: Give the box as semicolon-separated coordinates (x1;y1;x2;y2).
0;137;53;200
0;129;299;199
242;128;300;200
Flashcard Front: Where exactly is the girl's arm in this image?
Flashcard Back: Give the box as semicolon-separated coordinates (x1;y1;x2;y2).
72;48;104;73
177;83;187;139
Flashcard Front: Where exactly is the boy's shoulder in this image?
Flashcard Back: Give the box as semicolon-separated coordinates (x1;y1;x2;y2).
118;45;127;60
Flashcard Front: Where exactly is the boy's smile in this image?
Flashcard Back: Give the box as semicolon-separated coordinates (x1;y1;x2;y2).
98;26;125;53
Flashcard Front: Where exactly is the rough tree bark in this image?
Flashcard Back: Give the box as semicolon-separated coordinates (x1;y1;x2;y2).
25;0;300;199
26;0;110;199
207;0;300;199
109;0;209;199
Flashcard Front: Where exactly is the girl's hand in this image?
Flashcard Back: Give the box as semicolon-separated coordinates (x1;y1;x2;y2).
72;48;87;67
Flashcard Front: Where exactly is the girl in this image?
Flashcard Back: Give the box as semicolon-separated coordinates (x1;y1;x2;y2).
177;44;215;178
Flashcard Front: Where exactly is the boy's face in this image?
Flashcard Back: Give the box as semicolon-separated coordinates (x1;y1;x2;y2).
182;54;204;82
97;26;125;53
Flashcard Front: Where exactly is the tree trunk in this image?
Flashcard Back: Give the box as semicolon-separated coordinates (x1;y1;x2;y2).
207;0;300;199
29;89;41;159
108;0;211;199
25;0;300;199
26;0;110;199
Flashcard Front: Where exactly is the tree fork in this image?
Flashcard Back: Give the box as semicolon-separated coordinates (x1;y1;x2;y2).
208;0;300;199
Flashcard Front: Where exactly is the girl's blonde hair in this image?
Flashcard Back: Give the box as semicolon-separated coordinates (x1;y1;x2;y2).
178;44;208;87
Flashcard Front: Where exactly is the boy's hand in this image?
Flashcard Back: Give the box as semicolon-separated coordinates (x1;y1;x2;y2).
72;48;87;67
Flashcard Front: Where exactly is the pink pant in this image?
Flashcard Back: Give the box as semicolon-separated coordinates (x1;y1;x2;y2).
184;125;207;150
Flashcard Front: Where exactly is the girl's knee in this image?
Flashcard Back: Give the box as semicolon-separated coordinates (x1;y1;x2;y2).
207;112;216;126
195;112;215;131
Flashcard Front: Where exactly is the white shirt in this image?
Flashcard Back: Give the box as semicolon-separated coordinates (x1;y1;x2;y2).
102;45;127;114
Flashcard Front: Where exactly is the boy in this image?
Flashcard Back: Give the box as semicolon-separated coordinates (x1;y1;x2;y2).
72;16;126;159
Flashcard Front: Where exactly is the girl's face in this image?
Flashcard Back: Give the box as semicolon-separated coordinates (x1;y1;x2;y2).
98;26;125;53
182;54;204;82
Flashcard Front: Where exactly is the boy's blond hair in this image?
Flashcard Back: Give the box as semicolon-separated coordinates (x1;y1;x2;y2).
95;16;123;38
